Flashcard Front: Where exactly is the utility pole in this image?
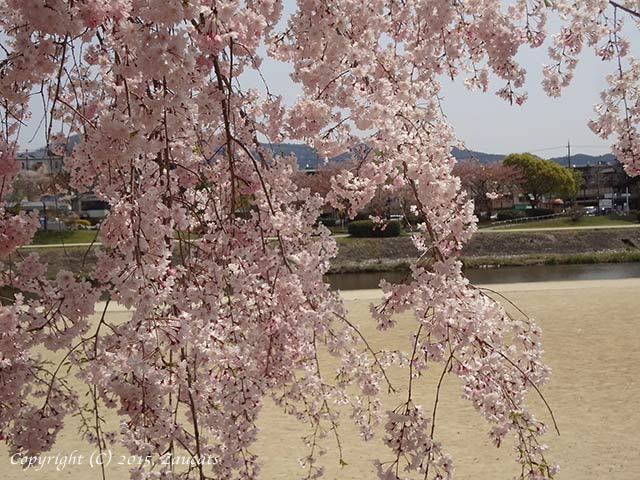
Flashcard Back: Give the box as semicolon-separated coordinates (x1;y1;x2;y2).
567;139;574;208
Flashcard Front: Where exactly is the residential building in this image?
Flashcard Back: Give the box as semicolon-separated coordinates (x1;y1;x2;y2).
16;152;64;174
573;162;638;211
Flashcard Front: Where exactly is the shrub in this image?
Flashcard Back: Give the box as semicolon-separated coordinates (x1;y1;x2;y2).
353;212;370;221
569;206;585;222
317;216;336;227
62;218;78;231
347;220;402;237
528;208;554;217
496;209;527;221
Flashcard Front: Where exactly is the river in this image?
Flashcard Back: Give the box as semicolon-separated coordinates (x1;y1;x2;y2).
326;262;640;290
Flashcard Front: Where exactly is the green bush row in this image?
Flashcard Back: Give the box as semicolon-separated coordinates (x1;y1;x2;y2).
496;208;554;221
496;210;527;221
317;216;336;227
347;220;401;237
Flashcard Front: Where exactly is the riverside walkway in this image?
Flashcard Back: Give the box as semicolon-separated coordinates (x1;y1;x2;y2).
2;278;638;479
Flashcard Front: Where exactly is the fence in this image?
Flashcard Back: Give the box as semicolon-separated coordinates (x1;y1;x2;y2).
489;212;567;227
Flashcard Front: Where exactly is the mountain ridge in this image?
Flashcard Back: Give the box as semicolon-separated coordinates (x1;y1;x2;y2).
20;137;616;169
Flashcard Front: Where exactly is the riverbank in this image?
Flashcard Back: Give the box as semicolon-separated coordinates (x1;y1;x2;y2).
330;250;640;273
2;278;639;479
12;227;640;278
331;227;640;272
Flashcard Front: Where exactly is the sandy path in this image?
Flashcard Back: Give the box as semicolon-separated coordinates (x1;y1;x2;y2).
2;279;639;479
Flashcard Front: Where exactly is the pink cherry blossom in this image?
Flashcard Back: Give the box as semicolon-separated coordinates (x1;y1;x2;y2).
1;1;636;479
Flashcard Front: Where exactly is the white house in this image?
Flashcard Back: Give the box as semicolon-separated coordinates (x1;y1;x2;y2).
16;152;64;174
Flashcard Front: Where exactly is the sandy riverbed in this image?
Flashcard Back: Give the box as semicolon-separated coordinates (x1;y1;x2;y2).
2;279;639;479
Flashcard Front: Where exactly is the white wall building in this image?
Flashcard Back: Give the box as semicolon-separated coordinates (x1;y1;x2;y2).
16;153;64;174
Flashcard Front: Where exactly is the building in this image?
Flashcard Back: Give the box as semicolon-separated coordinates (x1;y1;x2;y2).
492;160;639;214
573;162;638;212
16;152;64;174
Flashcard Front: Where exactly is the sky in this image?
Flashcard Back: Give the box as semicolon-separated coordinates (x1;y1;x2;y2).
14;1;640;159
439;42;614;158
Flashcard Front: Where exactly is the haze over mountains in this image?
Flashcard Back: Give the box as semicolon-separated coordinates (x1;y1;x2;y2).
276;144;615;169
450;147;616;167
23;135;616;170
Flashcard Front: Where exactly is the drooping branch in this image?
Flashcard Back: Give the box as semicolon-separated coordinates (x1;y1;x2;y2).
610;1;640;19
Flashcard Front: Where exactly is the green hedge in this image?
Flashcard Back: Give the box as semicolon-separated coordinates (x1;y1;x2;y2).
318;216;336;227
347;220;401;237
496;208;554;221
496;209;528;221
528;208;555;217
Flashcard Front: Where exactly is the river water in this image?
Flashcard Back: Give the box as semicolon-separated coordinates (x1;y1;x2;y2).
326;263;640;290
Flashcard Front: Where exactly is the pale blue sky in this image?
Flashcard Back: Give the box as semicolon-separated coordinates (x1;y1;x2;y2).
238;1;639;159
15;2;639;159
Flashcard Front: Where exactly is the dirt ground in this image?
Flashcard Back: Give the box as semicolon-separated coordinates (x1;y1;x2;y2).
2;279;639;479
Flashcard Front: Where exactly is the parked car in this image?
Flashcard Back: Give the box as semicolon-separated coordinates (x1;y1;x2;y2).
73;194;110;224
584;206;597;216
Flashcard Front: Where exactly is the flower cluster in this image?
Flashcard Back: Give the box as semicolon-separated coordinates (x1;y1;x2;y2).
1;1;637;479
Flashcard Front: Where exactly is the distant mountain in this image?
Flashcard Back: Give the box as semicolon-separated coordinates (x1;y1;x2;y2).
450;147;505;163
22;138;346;170
21;135;616;169
451;147;617;166
267;143;351;170
266;144;618;168
548;152;616;167
264;144;507;165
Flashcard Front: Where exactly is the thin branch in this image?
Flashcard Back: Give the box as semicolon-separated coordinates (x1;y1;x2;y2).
482;341;560;436
610;1;640;19
333;311;397;393
424;352;453;480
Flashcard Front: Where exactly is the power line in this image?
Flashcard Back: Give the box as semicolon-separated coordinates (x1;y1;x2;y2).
527;144;611;154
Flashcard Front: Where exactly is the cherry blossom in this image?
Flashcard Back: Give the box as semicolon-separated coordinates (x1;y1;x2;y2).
1;1;638;479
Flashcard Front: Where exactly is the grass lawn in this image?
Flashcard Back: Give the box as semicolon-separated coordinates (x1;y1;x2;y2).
494;215;639;230
31;229;99;245
327;225;348;235
462;250;640;268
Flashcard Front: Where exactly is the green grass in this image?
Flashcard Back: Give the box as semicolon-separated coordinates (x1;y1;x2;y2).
542;250;640;265
328;225;348;235
30;230;204;246
494;215;638;230
462;250;640;268
476;220;494;229
331;250;640;273
31;229;99;245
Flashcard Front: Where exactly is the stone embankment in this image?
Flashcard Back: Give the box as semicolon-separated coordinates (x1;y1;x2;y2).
331;228;640;272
